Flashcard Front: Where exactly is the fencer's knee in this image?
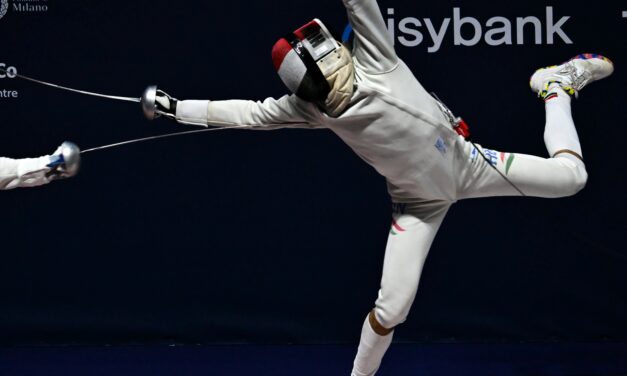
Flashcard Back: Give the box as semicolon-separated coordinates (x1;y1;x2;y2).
368;309;395;336
552;153;588;197
562;158;588;196
373;299;412;330
571;167;588;194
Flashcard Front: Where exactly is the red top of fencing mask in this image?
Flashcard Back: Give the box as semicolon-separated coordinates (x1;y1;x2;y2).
272;19;341;102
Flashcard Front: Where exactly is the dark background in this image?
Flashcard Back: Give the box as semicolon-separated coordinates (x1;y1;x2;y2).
0;0;625;346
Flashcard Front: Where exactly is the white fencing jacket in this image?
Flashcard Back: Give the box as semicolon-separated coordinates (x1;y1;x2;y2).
176;0;464;202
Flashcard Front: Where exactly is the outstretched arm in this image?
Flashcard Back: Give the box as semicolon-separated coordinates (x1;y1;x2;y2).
171;95;323;131
342;0;398;73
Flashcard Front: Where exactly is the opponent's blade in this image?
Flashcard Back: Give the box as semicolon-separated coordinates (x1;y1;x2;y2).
80;124;252;154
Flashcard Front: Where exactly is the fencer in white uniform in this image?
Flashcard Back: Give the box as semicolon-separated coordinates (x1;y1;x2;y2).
0;141;81;190
153;0;613;374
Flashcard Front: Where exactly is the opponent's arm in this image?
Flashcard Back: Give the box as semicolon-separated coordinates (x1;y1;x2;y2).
156;91;322;130
0;142;80;190
342;0;398;73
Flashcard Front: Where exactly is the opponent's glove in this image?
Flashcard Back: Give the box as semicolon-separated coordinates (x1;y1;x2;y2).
46;141;81;181
3;141;81;189
154;89;178;120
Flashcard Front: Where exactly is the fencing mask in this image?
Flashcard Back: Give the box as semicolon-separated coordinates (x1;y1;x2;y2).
272;19;354;116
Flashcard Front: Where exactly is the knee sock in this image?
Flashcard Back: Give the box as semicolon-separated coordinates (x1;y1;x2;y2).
351;314;394;376
543;86;583;162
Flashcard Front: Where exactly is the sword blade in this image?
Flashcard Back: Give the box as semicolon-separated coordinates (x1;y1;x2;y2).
0;67;140;103
80;124;251;154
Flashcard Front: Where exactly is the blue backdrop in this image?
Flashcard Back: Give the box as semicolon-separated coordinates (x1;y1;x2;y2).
0;0;625;345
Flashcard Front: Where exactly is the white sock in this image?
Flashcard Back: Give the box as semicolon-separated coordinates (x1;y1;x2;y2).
351;315;394;376
543;86;583;159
